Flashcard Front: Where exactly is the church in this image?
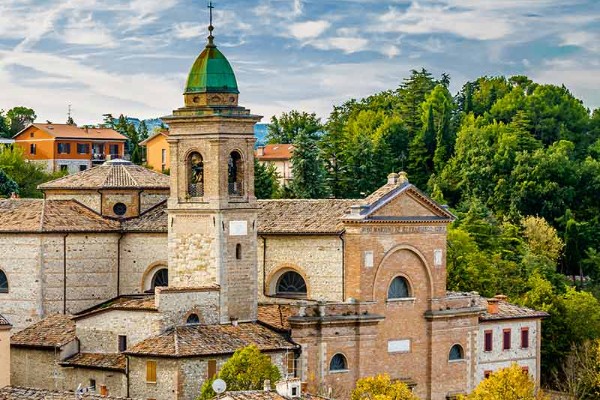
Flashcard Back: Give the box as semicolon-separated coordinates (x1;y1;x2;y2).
0;17;546;400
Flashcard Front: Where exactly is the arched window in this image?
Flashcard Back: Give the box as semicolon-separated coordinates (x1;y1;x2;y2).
151;268;168;290
449;344;464;361
0;270;7;293
236;244;242;260
228;151;243;196
329;354;347;371
387;276;410;299
186;313;200;325
188;152;204;197
276;271;307;297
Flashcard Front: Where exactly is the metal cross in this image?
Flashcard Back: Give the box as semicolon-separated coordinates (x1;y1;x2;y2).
208;0;214;27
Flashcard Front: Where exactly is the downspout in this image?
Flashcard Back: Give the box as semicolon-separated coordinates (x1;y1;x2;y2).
339;232;345;302
260;235;268;296
63;233;69;314
117;232;124;296
126;355;130;398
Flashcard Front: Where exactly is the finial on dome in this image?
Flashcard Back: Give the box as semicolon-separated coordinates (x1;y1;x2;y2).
207;0;216;47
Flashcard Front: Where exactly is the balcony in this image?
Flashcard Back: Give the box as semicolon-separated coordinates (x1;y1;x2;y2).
92;153;123;164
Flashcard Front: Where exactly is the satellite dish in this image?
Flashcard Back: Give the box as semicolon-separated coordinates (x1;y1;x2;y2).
212;379;227;395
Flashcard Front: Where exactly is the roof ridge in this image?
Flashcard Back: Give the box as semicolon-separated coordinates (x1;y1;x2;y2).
39;199;47;232
174;328;180;355
121;164;137;186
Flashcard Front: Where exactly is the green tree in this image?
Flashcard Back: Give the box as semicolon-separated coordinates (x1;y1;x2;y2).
396;68;436;137
351;374;419;400
6;106;36;136
267;110;321;144
254;158;281;199
0;110;10;138
0;169;19;197
198;345;281;400
289;128;329;199
460;363;548;400
0;146;63;198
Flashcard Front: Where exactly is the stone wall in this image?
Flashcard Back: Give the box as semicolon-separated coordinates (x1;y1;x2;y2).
10;348;62;388
53;159;91;174
258;235;343;302
120;233;168;294
44;190;102;214
128;357;179;400
155;287;220;327
140;192;168;213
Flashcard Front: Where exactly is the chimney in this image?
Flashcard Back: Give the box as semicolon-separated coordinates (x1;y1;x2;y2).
276;378;302;399
264;380;271;392
231;317;239;327
99;385;108;396
257;146;265;157
487;298;499;315
398;171;409;184
494;294;507;302
387;172;399;185
85;127;89;134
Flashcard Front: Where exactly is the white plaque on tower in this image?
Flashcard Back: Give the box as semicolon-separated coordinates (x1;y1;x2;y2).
229;221;248;236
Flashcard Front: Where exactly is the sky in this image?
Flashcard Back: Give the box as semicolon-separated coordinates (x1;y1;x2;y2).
0;0;599;126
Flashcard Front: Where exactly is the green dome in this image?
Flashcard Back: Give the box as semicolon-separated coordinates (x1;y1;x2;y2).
185;44;239;94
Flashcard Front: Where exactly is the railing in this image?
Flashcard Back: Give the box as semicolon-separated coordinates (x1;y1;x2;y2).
188;183;204;197
228;181;244;196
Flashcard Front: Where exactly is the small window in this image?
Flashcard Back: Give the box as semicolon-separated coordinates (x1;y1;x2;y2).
521;328;529;349
188;152;204;197
522;366;529;375
77;143;90;154
79;165;87;172
387;276;410;299
286;352;296;376
161;149;167;164
146;360;157;383
60;165;68;172
109;144;119;156
449;344;464;361
484;330;493;352
276;271;307;297
30;132;34;138
151;268;168;290
207;359;217;379
89;379;96;391
57;143;71;154
484;370;492;379
0;270;8;293
186;313;200;325
113;202;127;216
228;151;243;196
30;143;36;154
236;244;242;260
503;329;511;350
118;335;127;352
329;353;347;372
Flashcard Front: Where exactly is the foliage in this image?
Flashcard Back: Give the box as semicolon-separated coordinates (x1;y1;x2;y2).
460;363;548;400
0;110;11;138
6;106;36;136
0;169;19;197
198;345;281;400
0;146;64;198
555;340;600;399
267;110;322;144
351;374;419;400
289;127;329;199
254;158;281;199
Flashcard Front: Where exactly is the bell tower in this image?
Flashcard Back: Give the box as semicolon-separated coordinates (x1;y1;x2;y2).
162;7;261;324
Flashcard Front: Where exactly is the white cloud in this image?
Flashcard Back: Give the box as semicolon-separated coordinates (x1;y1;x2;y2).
289;20;330;40
313;37;369;54
60;13;116;48
381;44;400;58
173;22;205;40
560;31;600;53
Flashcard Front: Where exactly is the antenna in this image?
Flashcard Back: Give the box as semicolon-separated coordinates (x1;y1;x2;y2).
68;104;72;120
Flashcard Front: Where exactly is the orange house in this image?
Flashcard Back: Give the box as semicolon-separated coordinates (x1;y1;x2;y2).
255;144;294;186
140;130;170;172
14;124;127;174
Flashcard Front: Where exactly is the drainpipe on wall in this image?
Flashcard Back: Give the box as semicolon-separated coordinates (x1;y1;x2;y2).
117;232;124;297
126;355;130;398
260;235;268;296
339;232;345;302
63;233;69;314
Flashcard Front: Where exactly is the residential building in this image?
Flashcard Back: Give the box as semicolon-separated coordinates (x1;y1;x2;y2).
140;130;170;172
255;144;294;186
13;124;127;174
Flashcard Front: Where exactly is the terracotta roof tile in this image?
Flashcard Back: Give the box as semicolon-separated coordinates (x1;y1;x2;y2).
18;123;126;141
480;300;549;321
257;199;358;234
258;304;296;331
126;322;296;357
11;314;75;348
122;201;168;232
0;200;120;233
39;161;169;190
255;144;294;161
0;386;130;400
74;295;156;319
221;391;328;400
60;353;126;371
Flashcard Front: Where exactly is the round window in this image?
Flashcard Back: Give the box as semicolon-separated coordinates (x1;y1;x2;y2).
113;202;127;216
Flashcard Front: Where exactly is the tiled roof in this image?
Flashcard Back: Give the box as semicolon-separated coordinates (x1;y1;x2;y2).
255;144;294;161
60;353;126;372
221;391;328;400
258;304;296;331
11;314;75;348
0;386;130;400
122;201;168;232
257;199;358;234
140;130;168;146
480;300;549;321
17;123;126;141
0;199;120;233
38;161;169;190
126;322;296;358
0;313;11;327
74;295;156;319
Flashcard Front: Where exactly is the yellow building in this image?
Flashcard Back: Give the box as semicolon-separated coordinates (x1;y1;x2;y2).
140;130;169;172
0;314;10;388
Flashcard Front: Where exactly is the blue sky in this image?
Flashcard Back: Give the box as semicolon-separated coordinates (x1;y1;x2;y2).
0;0;598;125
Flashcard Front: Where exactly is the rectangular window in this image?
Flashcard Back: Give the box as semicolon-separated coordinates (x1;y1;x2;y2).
503;329;511;350
89;379;96;391
60;165;68;172
57;143;71;154
118;335;127;352
30;143;36;155
146;361;157;383
484;370;492;379
484;330;493;352
77;143;90;154
109;144;119;156
79;165;87;171
162;149;166;164
521;328;529;349
286;353;296;376
207;359;217;379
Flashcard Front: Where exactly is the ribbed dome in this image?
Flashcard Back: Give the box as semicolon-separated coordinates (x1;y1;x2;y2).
185;44;239;95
